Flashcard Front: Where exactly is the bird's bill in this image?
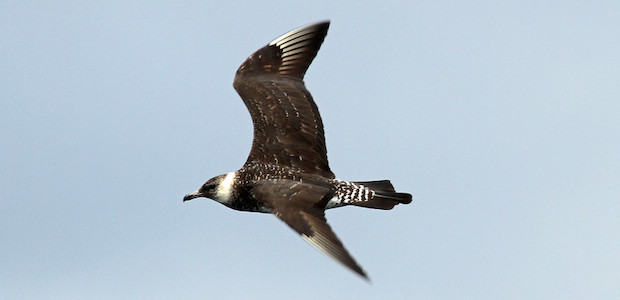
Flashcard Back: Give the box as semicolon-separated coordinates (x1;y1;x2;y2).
183;191;201;202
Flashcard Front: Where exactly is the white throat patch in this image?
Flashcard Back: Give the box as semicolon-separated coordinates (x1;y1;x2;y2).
215;172;236;203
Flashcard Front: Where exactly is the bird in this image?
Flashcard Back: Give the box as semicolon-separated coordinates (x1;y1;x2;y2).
183;21;412;280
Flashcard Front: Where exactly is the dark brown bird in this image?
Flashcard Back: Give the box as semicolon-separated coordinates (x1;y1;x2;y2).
184;21;412;280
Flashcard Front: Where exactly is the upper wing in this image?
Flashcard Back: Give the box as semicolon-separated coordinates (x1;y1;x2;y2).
233;21;334;178
251;179;369;280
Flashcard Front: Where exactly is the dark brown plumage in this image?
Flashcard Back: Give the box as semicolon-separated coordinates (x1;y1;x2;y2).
184;21;412;280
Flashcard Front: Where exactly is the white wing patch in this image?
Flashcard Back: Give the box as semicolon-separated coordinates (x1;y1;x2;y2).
269;24;318;47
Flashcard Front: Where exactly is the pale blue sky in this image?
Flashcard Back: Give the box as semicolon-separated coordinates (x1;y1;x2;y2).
2;1;619;299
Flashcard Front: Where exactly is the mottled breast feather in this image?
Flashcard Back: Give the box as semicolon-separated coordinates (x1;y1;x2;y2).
233;21;333;179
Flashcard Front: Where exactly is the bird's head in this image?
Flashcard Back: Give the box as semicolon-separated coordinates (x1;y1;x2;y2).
183;171;236;204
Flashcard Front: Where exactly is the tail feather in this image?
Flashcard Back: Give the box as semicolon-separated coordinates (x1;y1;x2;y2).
350;180;413;210
353;180;396;193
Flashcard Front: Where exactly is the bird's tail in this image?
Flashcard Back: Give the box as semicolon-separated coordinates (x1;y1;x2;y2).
350;180;412;210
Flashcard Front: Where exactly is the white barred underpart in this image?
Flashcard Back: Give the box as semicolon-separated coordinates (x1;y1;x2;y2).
215;171;236;203
326;180;375;209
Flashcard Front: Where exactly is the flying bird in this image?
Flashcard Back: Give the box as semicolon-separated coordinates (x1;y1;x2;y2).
184;21;412;280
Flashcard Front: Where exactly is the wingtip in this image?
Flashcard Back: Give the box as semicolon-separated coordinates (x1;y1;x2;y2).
354;264;371;282
234;20;331;81
356;268;371;282
268;20;330;47
300;230;370;281
344;261;371;282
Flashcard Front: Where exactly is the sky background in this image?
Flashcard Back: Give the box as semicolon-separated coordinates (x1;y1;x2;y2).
2;1;619;299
